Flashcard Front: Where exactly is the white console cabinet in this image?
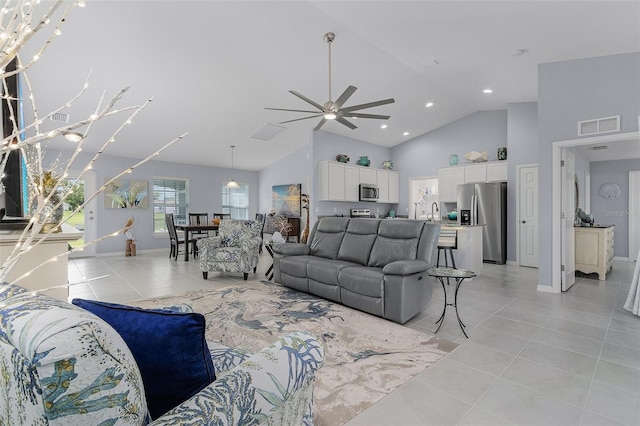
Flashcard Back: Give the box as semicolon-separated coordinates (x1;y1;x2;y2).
575;225;615;280
0;224;82;300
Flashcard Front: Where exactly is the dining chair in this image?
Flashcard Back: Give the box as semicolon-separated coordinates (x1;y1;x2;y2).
212;212;231;220
188;212;210;257
165;213;196;261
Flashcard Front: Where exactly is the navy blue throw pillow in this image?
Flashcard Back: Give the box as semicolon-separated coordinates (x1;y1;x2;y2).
72;299;216;419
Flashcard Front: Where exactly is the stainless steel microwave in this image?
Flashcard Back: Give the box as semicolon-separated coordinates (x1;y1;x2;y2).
359;184;379;202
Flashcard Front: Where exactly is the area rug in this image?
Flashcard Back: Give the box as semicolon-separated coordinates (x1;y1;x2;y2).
135;280;457;425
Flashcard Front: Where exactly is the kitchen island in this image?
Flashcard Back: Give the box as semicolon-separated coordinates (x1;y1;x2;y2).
439;223;483;275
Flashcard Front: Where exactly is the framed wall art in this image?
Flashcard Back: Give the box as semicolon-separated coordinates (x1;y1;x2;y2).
272;183;301;217
104;179;148;208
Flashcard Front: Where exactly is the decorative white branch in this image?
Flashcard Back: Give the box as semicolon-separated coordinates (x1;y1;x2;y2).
0;1;189;289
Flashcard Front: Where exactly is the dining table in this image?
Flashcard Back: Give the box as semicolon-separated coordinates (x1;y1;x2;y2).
175;223;219;261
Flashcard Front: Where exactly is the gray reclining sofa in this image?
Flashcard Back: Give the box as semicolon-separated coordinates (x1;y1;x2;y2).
273;217;440;324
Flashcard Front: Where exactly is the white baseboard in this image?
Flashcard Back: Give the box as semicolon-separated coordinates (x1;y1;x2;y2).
506;260;518;266
96;248;166;257
613;256;630;262
537;284;558;294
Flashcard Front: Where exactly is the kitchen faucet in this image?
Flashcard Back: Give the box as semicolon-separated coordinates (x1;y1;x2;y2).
431;202;439;222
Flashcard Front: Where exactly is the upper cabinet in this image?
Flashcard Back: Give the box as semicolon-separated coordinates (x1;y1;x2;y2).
438;167;466;202
464;164;487;183
486;162;508;182
317;160;399;203
439;161;508;202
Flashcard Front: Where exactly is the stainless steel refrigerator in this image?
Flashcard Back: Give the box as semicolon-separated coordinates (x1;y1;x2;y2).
457;182;507;264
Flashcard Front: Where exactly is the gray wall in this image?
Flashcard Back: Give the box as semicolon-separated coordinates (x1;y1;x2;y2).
44;149;259;254
391;110;508;217
506;102;539;261
538;52;640;287
590;159;640;258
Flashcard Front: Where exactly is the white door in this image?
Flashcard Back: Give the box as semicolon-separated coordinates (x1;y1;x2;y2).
519;166;538;267
630;171;640;261
65;170;97;258
561;149;576;291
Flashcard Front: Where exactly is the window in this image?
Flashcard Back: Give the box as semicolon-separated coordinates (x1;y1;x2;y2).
222;183;249;219
153;178;188;232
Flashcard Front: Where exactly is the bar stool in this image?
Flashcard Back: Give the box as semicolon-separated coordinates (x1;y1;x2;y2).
436;228;457;283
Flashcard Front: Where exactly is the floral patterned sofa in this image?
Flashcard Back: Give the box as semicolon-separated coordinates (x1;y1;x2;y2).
0;283;324;425
197;219;263;280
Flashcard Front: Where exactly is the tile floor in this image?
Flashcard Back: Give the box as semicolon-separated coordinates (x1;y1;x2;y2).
68;251;640;426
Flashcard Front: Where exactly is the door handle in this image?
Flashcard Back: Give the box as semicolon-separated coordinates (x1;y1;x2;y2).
521;220;526;224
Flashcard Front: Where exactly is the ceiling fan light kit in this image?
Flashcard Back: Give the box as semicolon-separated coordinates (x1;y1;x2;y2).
266;32;394;130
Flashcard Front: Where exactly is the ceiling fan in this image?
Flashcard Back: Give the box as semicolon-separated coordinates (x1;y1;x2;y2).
266;32;395;131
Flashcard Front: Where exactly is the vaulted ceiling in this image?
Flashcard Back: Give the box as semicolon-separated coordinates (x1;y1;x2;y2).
22;1;640;170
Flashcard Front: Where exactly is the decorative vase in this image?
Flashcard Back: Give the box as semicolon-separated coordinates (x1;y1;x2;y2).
335;154;350;163
497;147;507;161
30;192;64;233
382;160;393;170
449;154;458;166
357;156;370;167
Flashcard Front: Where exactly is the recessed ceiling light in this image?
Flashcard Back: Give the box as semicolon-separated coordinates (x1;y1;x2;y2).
403;131;410;136
483;88;493;94
380;124;388;129
425;102;434;108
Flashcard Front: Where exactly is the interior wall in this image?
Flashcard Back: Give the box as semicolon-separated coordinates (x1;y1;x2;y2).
506;102;539;262
43;149;259;254
391;110;508;217
590;158;640;258
537;52;640;288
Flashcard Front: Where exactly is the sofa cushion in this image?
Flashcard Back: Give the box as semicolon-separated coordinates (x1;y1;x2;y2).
368;220;423;267
339;266;385;298
309;217;349;259
72;299;216;420
337;219;380;265
307;257;360;286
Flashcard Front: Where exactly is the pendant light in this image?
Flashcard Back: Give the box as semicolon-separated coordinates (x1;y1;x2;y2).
225;145;239;188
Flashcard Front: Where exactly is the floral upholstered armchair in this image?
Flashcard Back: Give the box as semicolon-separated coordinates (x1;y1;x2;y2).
197;219;263;280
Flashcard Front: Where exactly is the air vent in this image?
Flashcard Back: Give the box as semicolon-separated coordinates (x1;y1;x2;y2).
591;145;609;151
578;115;620;136
50;112;69;123
250;123;285;141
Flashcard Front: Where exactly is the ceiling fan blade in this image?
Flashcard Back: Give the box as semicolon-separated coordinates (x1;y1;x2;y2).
341;98;395;113
266;107;321;114
290;90;325;111
333;85;358;109
279;114;323;124
314;118;327;131
336;116;357;130
344;112;391;120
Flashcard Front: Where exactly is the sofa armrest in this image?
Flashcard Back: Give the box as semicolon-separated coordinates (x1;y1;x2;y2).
273;242;310;256
150;331;324;425
383;259;430;276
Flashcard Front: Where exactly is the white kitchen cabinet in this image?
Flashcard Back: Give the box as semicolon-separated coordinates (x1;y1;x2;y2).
344;165;359;201
377;170;389;203
438;167;465;202
359;167;377;185
318;160;399;203
464;164;487;183
487;161;508;182
318;161;345;201
575;225;615;280
388;171;400;203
